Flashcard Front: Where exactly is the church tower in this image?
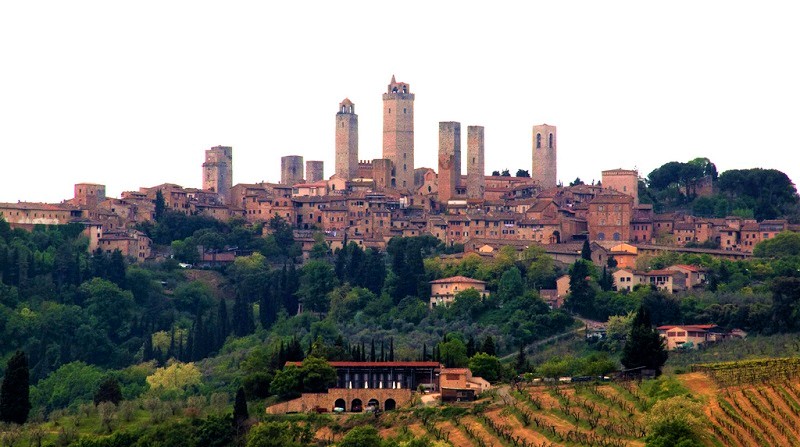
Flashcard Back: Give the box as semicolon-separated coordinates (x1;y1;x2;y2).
335;98;358;180
382;75;415;190
203;145;233;203
532;124;557;189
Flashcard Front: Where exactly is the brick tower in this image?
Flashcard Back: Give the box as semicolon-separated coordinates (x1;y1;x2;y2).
532;124;557;189
335;98;358;180
438;122;461;203
306;161;324;182
467;126;485;200
202;145;233;202
281;155;304;185
382;75;415;190
602;168;639;206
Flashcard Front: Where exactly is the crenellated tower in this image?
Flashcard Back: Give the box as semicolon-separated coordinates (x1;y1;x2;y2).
203;145;233;202
382;75;415;190
438;121;461;203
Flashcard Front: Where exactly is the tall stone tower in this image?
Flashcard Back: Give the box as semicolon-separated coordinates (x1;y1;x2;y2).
281;155;304;186
382;75;415;190
467;126;485;200
203;146;233;202
335;98;358;180
306;161;324;182
438;122;461;203
532;124;557;189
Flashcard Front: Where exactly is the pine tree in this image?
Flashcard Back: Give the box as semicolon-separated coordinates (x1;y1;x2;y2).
621;306;668;374
0;350;31;424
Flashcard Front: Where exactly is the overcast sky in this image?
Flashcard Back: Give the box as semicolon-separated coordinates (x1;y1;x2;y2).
1;1;798;203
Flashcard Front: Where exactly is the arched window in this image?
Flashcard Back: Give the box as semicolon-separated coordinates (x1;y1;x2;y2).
548;133;553;148
536;133;542;148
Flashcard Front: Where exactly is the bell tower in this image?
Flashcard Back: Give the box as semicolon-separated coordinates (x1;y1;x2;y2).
532;124;557;189
382;75;415;190
335;98;358;180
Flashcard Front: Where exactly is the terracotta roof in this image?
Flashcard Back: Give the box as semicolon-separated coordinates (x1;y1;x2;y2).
430;276;487;285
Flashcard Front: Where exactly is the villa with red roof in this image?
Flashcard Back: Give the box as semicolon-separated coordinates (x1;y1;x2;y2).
429;276;489;308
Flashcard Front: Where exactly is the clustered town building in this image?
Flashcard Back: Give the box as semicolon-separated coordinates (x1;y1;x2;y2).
1;76;796;267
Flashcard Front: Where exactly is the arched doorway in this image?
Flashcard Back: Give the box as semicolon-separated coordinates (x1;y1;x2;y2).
351;399;363;412
334;398;346;411
384;399;396;411
367;398;380;412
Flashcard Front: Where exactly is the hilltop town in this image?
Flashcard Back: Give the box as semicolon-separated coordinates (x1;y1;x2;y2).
1;76;794;270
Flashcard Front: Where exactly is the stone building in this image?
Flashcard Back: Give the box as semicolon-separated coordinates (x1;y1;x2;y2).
602;168;638;206
202;146;233;203
335;98;359;181
383;75;415;190
281;155;304;186
587;192;633;242
306;160;324;182
73;183;106;208
466;126;485;200
429;276;489;308
437;121;461;203
532;124;557;189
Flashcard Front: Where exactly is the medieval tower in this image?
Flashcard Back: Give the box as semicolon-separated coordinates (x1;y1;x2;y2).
382;75;415;190
532;124;557;189
202;145;233;202
467;126;485;200
602;168;639;206
438;122;461;203
335;98;358;180
306;160;324;182
281;155;304;185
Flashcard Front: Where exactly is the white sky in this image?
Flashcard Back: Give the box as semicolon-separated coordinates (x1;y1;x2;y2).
1;1;798;203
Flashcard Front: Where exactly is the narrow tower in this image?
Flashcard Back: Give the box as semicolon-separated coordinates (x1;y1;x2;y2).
382;75;415;190
335;99;358;180
203;146;233;203
467;126;485;200
306;161;324;182
531;124;557;189
281;155;304;186
438;122;461;203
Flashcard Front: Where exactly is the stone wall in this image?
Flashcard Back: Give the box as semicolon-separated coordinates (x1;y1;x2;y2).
266;388;412;414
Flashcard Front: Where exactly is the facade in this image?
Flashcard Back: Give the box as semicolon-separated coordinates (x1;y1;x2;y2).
601;169;638;206
202;146;233;202
335;98;359;180
74;183;106;208
657;324;727;350
383;76;415;190
611;268;686;294
532;124;557;189
439;368;491;402
429;276;489;308
587;193;633;242
438;121;461;203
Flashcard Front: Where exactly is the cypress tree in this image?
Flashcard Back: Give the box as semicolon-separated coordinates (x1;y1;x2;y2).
380;340;385;362
389;338;394;362
217;298;229;349
93;377;123;406
466;335;476;358
143;334;153;361
233;387;249;429
422;343;428;361
581;240;592;261
370;339;376;362
621;306;668;374
515;344;527;373
481;336;496;356
0;351;31;424
232;294;255;337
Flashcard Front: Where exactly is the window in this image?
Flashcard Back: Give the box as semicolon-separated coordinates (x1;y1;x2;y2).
536;133;542;148
548;133;553;148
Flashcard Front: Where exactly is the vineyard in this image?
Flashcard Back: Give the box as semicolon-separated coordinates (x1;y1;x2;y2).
318;360;800;447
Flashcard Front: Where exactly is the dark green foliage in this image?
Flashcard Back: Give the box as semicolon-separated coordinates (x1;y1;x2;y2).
564;260;596;317
154;190;166;221
515;344;527;373
480;336;496;356
621;307;668;374
754;231;800;258
296;260;336;313
468;353;504;382
233;386;249;427
515;169;530;177
0;350;31;424
581;240;592;261
645;420;702;447
232;294;255;337
338;425;383;447
93;377;123;406
769;277;800;333
246;421;312;447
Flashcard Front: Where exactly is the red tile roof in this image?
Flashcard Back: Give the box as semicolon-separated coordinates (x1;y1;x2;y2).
430;276;487;285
